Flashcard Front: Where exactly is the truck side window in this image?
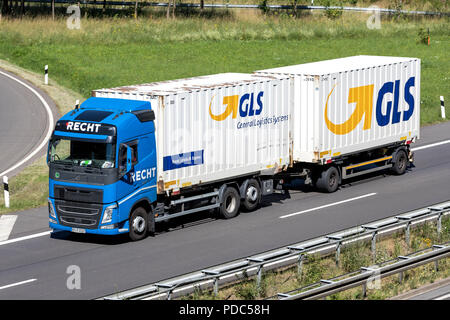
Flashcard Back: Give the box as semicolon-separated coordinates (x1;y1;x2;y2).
119;140;138;170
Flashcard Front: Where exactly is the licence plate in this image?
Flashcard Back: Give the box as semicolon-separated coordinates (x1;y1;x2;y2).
72;228;86;234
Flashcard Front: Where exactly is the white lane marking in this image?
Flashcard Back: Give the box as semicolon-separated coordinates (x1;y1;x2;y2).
0;279;37;291
280;193;377;219
0;70;55;177
0;231;51;246
0;215;18;241
412;139;450;152
434;292;450;300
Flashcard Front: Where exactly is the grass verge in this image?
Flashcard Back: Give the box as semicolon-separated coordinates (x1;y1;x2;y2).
179;217;450;300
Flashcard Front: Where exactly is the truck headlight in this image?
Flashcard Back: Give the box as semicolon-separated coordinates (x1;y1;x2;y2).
101;204;117;224
48;199;56;219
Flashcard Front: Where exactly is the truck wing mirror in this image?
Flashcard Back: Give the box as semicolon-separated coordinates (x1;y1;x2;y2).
126;145;133;174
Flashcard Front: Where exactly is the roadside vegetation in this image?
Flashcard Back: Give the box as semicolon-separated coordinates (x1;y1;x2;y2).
179;217;450;300
0;6;448;214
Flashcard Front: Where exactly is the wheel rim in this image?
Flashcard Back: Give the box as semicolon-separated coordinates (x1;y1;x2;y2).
225;194;236;213
398;153;407;171
132;216;146;233
329;172;337;188
246;186;258;202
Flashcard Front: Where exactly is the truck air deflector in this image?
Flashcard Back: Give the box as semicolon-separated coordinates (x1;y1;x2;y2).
75;110;113;122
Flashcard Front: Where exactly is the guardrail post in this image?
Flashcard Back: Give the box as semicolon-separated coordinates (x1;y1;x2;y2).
397;256;410;283
397;217;412;247
247;257;265;292
256;265;262;290
363;226;379;263
213;277;219;296
327;236;342;266
437;213;442;240
297;254;304;279
202;269;221;297
432;245;444;272
405;221;411;246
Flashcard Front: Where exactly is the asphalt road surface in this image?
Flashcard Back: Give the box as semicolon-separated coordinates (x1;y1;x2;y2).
0;120;449;299
0;69;57;178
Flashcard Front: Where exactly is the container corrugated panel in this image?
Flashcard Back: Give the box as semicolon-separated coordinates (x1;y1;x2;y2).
256;56;421;163
93;73;291;192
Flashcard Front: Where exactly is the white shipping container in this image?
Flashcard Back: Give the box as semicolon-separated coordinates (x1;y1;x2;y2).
93;73;291;193
256;56;421;163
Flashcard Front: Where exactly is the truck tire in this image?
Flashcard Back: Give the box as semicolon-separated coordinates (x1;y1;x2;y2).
391;149;408;175
242;179;261;212
219;186;240;219
129;207;148;241
315;166;340;193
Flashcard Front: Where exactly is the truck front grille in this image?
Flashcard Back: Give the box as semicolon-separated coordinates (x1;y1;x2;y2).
55;200;103;229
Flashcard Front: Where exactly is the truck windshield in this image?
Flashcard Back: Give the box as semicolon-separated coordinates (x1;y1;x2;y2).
49;138;116;169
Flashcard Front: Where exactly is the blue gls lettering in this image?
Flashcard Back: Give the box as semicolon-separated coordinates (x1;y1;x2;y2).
238;91;264;118
376;81;394;126
255;91;264;116
239;93;253;117
403;77;415;121
392;80;401;124
376;76;416;127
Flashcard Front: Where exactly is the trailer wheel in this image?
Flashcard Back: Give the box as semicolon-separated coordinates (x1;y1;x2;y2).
242;179;261;212
219;186;240;219
315;166;340;193
391;149;408;175
129;207;148;241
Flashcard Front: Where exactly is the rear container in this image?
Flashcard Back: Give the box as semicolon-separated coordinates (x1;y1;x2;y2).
256;55;421;163
93;73;291;193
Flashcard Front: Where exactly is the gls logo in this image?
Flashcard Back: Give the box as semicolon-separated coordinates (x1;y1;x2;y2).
325;77;416;135
209;91;264;121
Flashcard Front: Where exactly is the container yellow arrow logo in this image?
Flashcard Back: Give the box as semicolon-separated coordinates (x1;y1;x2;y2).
209;95;239;121
325;84;375;135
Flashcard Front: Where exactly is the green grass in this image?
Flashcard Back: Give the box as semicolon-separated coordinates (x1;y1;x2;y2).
0;15;449;125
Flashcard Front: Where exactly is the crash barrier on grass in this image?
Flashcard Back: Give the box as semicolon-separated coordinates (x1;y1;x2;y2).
100;199;450;300
274;242;449;300
17;1;450;16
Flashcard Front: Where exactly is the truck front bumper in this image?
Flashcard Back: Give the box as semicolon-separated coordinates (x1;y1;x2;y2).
49;220;129;235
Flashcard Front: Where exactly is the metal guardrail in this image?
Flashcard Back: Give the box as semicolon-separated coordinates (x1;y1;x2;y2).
100;199;450;300
275;242;449;300
20;0;450;16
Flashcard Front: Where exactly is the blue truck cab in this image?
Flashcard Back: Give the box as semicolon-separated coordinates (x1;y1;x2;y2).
47;97;157;240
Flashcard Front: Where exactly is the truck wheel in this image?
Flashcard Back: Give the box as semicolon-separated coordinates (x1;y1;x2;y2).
129;207;148;241
219;186;240;219
391;149;408;175
242;179;261;212
315;166;340;193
